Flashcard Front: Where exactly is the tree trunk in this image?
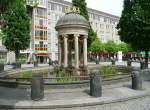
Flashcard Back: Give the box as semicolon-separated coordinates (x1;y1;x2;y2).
15;49;19;63
145;50;148;68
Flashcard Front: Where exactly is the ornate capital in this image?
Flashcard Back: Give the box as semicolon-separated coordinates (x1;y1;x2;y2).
62;34;68;38
74;34;80;38
83;35;88;39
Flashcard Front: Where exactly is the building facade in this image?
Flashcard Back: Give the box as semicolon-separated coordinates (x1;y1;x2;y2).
26;0;120;63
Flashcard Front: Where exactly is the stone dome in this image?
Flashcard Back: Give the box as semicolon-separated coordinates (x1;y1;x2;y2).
55;12;89;30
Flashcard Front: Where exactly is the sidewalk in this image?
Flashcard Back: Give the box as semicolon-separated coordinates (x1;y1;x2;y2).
0;81;150;109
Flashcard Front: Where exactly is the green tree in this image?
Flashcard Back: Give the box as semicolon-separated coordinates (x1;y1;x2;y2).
117;0;150;67
0;0;18;28
0;0;15;13
72;0;96;49
88;30;97;50
104;41;117;53
0;31;4;39
117;42;131;52
72;0;89;20
90;37;104;53
2;0;30;62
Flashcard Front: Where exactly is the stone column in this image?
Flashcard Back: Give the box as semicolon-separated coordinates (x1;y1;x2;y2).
58;38;61;66
64;35;68;68
68;40;72;67
83;36;87;66
74;34;79;69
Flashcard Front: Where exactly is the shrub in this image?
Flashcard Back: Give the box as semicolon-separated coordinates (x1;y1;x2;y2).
56;70;79;83
100;66;117;78
20;71;32;78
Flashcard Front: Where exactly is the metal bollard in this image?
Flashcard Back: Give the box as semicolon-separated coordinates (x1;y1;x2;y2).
131;71;142;90
14;62;21;69
111;59;115;65
31;75;44;101
140;61;146;69
127;59;131;66
90;71;102;97
34;61;38;67
0;64;4;72
96;59;99;64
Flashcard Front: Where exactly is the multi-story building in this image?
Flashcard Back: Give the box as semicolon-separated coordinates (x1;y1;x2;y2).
26;0;120;63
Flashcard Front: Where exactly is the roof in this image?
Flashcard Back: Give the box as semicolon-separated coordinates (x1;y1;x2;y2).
55;12;89;29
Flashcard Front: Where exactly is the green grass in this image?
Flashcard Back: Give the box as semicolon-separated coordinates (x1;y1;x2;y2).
19;71;32;78
100;66;117;78
56;70;79;83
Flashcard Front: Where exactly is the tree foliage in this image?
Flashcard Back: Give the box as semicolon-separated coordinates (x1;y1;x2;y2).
117;0;150;67
2;0;30;61
89;37;104;53
88;30;97;49
72;0;96;49
104;41;118;53
0;31;4;39
0;0;15;13
117;42;131;52
72;0;89;20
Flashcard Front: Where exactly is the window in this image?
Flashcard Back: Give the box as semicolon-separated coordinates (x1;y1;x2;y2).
62;5;66;12
39;19;43;25
35;30;40;36
59;5;62;11
51;3;57;11
37;8;45;16
100;24;104;29
104;18;107;22
40;31;43;36
90;22;93;25
106;25;110;29
93;15;95;20
35;44;39;48
89;13;93;19
55;15;58;20
98;16;101;21
51;3;54;10
48;3;51;9
54;4;57;10
96;23;98;28
40;41;43;48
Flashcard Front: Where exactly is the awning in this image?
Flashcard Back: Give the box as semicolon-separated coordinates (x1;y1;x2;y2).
34;53;48;56
140;52;150;55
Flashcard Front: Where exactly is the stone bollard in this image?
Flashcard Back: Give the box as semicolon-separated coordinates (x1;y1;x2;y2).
34;61;38;67
90;71;102;97
127;59;131;66
140;61;146;69
131;71;142;90
96;59;99;64
31;75;44;101
0;64;4;72
111;59;115;65
13;62;21;69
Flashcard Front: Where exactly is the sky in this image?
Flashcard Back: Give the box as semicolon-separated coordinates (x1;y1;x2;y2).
65;0;124;16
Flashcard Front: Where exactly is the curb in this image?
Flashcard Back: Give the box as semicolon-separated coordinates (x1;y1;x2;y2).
0;92;150;109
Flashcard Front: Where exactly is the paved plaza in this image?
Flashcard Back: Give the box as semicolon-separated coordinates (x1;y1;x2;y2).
0;62;150;109
0;80;150;109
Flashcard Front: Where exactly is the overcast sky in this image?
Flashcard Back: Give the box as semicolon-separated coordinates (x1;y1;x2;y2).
65;0;124;16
